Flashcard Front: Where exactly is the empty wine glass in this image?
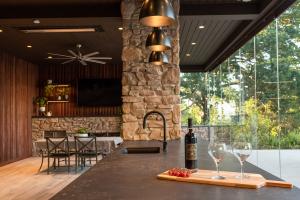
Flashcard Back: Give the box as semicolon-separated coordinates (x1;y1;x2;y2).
232;142;252;179
208;141;227;179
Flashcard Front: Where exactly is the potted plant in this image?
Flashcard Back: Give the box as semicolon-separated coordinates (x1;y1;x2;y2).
35;96;48;112
74;127;89;137
44;84;55;98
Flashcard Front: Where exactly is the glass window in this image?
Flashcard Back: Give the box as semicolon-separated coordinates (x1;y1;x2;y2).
181;1;300;187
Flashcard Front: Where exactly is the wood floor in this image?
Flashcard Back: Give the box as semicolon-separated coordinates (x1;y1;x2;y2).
0;156;100;200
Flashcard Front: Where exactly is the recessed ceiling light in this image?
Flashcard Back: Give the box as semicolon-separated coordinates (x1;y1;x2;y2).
27;45;32;48
186;53;191;57
199;25;205;29
0;29;3;33
47;56;52;59
118;27;123;31
33;19;40;24
20;28;98;33
191;42;197;45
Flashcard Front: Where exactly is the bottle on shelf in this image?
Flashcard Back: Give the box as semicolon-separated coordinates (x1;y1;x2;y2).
185;118;198;169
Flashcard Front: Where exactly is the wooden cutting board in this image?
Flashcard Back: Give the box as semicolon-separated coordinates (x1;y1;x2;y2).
157;169;293;189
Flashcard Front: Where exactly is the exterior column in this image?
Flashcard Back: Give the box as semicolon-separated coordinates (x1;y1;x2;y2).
121;0;181;140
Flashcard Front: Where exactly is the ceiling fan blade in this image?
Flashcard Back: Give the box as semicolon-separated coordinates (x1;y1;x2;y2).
48;53;74;58
68;50;78;58
79;60;87;66
62;59;75;64
83;52;99;58
86;57;112;60
46;57;74;60
86;59;106;64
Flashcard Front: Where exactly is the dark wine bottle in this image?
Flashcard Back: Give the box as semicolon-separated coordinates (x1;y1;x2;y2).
185;118;198;169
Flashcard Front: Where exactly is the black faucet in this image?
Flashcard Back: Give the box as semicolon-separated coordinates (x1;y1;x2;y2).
143;111;167;152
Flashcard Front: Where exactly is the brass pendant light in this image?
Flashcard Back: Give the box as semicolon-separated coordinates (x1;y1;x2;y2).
139;0;176;27
146;27;171;51
149;51;169;65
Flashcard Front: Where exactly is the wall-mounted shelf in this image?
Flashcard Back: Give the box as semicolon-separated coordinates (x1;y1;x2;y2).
47;100;69;103
44;83;71;102
52;84;70;87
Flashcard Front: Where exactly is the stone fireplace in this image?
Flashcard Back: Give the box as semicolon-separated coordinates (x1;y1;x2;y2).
121;0;181;140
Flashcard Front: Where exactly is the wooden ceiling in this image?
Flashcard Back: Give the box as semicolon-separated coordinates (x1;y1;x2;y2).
0;0;296;71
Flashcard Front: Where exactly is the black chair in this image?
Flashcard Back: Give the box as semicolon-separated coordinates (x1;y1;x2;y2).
74;135;101;172
44;130;67;138
38;130;67;172
45;136;74;174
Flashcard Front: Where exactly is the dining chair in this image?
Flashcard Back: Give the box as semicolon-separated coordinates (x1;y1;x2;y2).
74;135;101;172
38;130;67;171
45;135;74;174
38;130;67;172
44;130;67;138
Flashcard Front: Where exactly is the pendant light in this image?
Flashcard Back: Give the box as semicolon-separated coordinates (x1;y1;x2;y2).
149;51;169;65
139;0;176;27
146;27;171;51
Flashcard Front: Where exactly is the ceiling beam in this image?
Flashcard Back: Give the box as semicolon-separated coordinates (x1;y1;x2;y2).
180;65;206;73
0;3;121;18
180;3;259;20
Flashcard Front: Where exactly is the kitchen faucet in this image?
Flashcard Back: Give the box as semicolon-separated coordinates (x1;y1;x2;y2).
143;111;167;152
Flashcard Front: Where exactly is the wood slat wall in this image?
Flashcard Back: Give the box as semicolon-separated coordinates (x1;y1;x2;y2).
0;52;38;166
38;63;122;117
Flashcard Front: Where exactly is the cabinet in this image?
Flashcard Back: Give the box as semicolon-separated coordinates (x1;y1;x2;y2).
44;84;71;103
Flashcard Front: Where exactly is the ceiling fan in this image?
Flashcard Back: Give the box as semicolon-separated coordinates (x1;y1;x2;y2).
46;44;112;65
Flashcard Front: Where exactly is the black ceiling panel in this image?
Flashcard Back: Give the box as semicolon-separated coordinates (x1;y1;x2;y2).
0;0;296;71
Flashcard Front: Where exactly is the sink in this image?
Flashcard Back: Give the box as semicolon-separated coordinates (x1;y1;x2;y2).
122;147;160;154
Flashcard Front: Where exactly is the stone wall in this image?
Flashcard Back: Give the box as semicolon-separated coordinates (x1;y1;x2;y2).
121;0;181;140
32;117;121;141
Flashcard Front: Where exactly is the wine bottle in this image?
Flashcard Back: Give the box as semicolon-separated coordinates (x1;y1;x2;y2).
185;118;198;169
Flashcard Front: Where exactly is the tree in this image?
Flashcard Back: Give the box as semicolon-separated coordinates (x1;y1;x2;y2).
181;73;210;124
181;1;300;138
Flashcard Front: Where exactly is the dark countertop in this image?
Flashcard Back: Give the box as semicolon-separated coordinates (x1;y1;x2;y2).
52;139;300;200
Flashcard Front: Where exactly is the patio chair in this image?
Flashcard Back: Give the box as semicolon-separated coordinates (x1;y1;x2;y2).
45;135;74;174
74;135;101;172
38;130;67;172
44;130;67;138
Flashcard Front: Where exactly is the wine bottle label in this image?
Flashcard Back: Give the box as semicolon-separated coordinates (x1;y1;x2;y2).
185;144;197;160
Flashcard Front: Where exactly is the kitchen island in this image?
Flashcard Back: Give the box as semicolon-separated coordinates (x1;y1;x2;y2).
52;139;300;200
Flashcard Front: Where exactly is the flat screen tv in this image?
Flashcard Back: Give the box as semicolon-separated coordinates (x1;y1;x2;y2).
77;79;122;106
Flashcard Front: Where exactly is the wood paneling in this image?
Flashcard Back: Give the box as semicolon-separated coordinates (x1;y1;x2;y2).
38;63;122;117
0;52;38;166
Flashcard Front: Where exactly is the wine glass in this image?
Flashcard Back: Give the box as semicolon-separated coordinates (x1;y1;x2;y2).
232;142;252;179
208;141;227;179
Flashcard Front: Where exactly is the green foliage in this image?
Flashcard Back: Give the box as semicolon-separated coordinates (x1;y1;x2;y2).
34;96;47;106
180;2;300;149
181;73;209;124
181;103;202;125
281;130;300;149
76;127;88;134
230;98;300;149
44;84;55;97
